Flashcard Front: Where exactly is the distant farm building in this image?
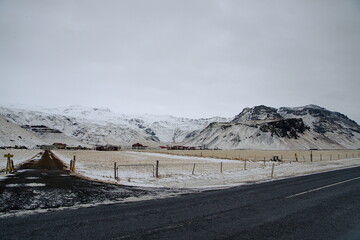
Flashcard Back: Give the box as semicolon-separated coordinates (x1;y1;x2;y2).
169;146;189;150
53;143;67;149
39;145;56;150
66;145;91;150
132;143;148;150
95;145;120;151
159;145;197;150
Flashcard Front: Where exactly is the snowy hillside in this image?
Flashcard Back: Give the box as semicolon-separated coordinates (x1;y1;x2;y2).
184;105;360;150
0;115;46;147
0;105;229;147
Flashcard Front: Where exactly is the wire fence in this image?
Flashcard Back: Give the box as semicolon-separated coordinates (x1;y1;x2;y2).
132;150;360;163
113;150;360;180
114;160;284;180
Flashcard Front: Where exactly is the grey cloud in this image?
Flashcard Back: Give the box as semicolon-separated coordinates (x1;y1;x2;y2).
0;0;359;123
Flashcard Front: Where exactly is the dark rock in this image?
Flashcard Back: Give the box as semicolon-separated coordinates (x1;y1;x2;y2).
259;118;309;139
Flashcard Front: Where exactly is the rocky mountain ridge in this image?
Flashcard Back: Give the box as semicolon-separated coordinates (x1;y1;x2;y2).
184;105;360;150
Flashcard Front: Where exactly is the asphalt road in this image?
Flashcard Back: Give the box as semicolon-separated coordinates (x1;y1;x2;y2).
1;166;360;240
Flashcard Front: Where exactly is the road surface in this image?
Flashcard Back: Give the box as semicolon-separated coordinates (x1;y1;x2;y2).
1;165;359;239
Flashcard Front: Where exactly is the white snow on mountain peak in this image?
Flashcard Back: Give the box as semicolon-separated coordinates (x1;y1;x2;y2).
0;104;230;147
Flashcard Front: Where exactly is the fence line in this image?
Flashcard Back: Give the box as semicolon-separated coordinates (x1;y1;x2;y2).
135;150;360;163
113;160;284;179
115;163;155;179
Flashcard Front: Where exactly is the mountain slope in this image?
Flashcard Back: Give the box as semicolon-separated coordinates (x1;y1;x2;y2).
0;105;229;147
0;115;46;148
184;105;360;150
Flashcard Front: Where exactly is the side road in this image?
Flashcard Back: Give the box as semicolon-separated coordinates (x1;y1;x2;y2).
0;150;188;213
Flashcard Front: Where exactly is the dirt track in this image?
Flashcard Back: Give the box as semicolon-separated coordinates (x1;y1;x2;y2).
19;150;68;170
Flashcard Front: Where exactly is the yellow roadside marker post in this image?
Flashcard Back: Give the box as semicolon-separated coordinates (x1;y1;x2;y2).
4;153;14;174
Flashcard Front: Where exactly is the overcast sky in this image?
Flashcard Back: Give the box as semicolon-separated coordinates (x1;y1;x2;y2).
0;0;359;122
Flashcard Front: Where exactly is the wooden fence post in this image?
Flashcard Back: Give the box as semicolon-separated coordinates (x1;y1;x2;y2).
156;160;159;178
220;162;223;173
192;163;196;175
11;160;14;173
320;154;322;161
72;155;76;172
114;162;117;179
264;157;266;167
310;150;313;162
271;163;275;178
295;153;298;162
244;159;247;170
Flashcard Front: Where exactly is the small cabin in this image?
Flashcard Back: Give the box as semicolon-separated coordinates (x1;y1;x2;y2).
53;143;67;149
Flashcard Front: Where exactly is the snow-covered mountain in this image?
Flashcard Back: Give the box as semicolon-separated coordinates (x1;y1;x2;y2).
184;105;360;150
1;104;359;150
0;105;229;148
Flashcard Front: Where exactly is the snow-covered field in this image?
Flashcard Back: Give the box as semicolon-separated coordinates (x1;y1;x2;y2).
1;149;359;189
53;150;360;189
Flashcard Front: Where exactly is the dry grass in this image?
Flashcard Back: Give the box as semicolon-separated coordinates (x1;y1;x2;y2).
132;149;360;162
52;149;360;180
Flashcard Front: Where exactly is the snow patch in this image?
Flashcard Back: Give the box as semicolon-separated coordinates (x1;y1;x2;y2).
6;183;46;187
